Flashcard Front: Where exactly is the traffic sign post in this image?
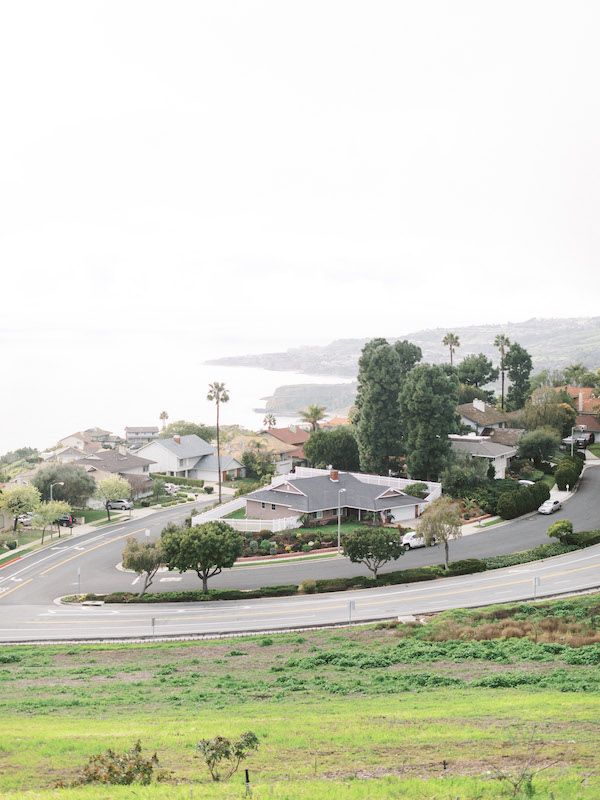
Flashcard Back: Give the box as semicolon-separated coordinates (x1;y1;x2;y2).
533;576;541;600
348;600;355;622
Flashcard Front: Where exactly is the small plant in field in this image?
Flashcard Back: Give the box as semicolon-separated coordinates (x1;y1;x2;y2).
484;725;562;798
68;740;167;786
197;731;260;781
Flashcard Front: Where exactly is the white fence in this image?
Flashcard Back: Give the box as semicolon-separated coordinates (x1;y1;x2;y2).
226;516;301;533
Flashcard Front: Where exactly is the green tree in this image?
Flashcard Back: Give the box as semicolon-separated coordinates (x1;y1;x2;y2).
160;420;216;442
304;427;360;471
442;332;460;366
33;463;96;507
262;413;276;429
547;519;573;543
517;427;561;466
457;384;494;405
0;485;41;531
417;495;462;569
342;527;405;578
161;521;243;593
152;476;166;501
441;453;487;498
159;410;169;430
563;363;598;387
494;334;511;410
122;536;164;596
197;732;259;782
354;338;421;474
456;353;499;388
399;364;459;481
522;388;577;437
241;442;275;481
505;342;533;411
32;500;71;543
96;476;132;521
207;382;230;504
529;369;566;390
298;404;327;432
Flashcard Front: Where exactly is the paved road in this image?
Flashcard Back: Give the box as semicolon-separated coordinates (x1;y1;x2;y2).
0;464;598;641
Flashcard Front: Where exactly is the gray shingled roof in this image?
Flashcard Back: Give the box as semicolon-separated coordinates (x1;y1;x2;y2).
450;439;516;459
247;473;423;513
194;453;242;472
457;402;509;426
78;450;155;472
151;434;214;458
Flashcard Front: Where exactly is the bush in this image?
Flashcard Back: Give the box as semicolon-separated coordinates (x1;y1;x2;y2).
403;482;430;499
204;486;214;494
497;492;520;520
140;500;151;507
152;473;205;488
564;530;600;548
555;466;577;491
497;483;549;519
5;540;17;550
446;558;487;576
299;579;317;594
73;740;165;786
547;519;573;542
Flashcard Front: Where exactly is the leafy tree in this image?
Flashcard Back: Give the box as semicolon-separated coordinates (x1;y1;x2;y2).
0;447;39;466
122;537;164;596
457;384;494;405
529;369;566;390
152;476;166;501
161;521;243;593
207;382;230;504
197;732;259;782
33;463;96;507
442;332;460;366
456;353;499;388
0;484;41;531
354;338;421;474
418;496;462;569
517;427;561;466
505;342;533;411
32;500;71;543
342;527;405;578
96;476;132;521
547;519;573;542
399;364;459;481
160;419;216;442
304;426;360;471
241;442;275;480
563;363;598;387
522;388;577;437
159;410;169;430
441;453;487;498
494;334;511;410
298;404;327;431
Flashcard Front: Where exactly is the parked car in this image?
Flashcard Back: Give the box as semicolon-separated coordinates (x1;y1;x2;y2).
518;479;535;486
402;531;435;549
55;514;75;527
538;499;562;515
107;499;133;510
164;484;179;496
17;513;33;526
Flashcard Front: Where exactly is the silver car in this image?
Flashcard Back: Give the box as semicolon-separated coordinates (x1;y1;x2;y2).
538;499;562;515
107;499;133;510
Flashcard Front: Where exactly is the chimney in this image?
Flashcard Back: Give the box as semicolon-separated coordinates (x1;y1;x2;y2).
330;468;339;482
173;435;181;445
579;392;584;413
473;398;486;413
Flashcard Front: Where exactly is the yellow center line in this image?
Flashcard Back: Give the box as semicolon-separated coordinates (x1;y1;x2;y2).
0;578;34;600
38;529;144;576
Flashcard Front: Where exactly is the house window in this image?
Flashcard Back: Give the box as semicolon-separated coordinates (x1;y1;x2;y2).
271;504;276;510
261;502;266;509
315;510;323;520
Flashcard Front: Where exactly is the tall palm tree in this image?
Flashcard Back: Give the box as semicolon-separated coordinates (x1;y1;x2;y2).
263;413;277;429
299;404;327;432
207;382;230;503
494;334;511;410
159;410;169;430
442;332;460;366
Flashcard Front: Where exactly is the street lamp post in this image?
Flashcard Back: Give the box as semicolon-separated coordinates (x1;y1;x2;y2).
337;488;346;555
50;481;65;501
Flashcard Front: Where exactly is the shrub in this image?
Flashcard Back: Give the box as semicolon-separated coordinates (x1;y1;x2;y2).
555;466;577;491
299;579;317;594
547;520;573;542
446;558;487;576
197;732;259;782
140;500;151;507
204;486;214;494
403;482;430;499
73;740;165;786
5;540;17;550
497;483;549;519
564;530;600;548
152;473;205;488
497;492;520;520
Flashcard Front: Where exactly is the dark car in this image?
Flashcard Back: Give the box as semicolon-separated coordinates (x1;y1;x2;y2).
55;514;75;527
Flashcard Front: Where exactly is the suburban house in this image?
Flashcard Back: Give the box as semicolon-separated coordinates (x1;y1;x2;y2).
125;426;160;447
245;466;439;525
321;416;350;429
137;434;244;482
223;431;301;475
484;428;525;448
41;445;88;464
57;427;120;454
264;426;310;468
77;450;156;498
458;399;510;434
576;412;600;436
554;386;600;415
449;433;517;479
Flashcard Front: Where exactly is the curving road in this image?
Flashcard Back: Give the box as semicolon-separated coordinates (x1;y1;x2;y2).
0;464;598;642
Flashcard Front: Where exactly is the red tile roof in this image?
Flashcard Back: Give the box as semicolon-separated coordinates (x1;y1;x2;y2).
267;427;310;446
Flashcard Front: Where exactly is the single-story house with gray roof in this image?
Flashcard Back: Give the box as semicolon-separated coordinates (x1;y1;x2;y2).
449;434;517;479
246;468;428;525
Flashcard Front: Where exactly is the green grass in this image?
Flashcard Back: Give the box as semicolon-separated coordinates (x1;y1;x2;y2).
476;517;502;528
589;443;600;457
224;507;246;519
72;508;107;524
2;595;600;797
539;473;557;489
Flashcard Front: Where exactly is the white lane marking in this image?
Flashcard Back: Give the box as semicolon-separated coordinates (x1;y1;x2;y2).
10;578;23;582
74;546;86;551
131;576;141;586
160;577;182;582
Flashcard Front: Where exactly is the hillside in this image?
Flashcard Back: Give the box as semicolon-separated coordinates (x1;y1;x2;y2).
207;316;600;377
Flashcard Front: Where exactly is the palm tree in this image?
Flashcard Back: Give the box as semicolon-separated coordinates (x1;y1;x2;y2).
494;334;511;410
299;404;327;432
159;410;169;430
442;332;460;366
207;382;230;503
263;413;277;429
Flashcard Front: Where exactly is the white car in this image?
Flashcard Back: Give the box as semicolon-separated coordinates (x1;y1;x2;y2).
17;513;33;526
538;499;562;515
402;531;435;550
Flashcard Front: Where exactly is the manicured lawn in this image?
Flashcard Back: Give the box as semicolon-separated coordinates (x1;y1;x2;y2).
301;520;400;537
539;473;556;489
589;444;600;458
72;508;107;524
1;595;600;798
224;507;246;519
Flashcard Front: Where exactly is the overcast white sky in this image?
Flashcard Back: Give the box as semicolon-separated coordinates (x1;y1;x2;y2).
2;1;600;449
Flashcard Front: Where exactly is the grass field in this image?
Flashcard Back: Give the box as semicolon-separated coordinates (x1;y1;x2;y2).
589;443;600;458
2;595;600;798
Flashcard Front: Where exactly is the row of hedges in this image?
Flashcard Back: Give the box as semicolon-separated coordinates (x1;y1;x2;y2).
555;453;585;491
92;529;600;604
152;474;205;488
497;482;550;520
